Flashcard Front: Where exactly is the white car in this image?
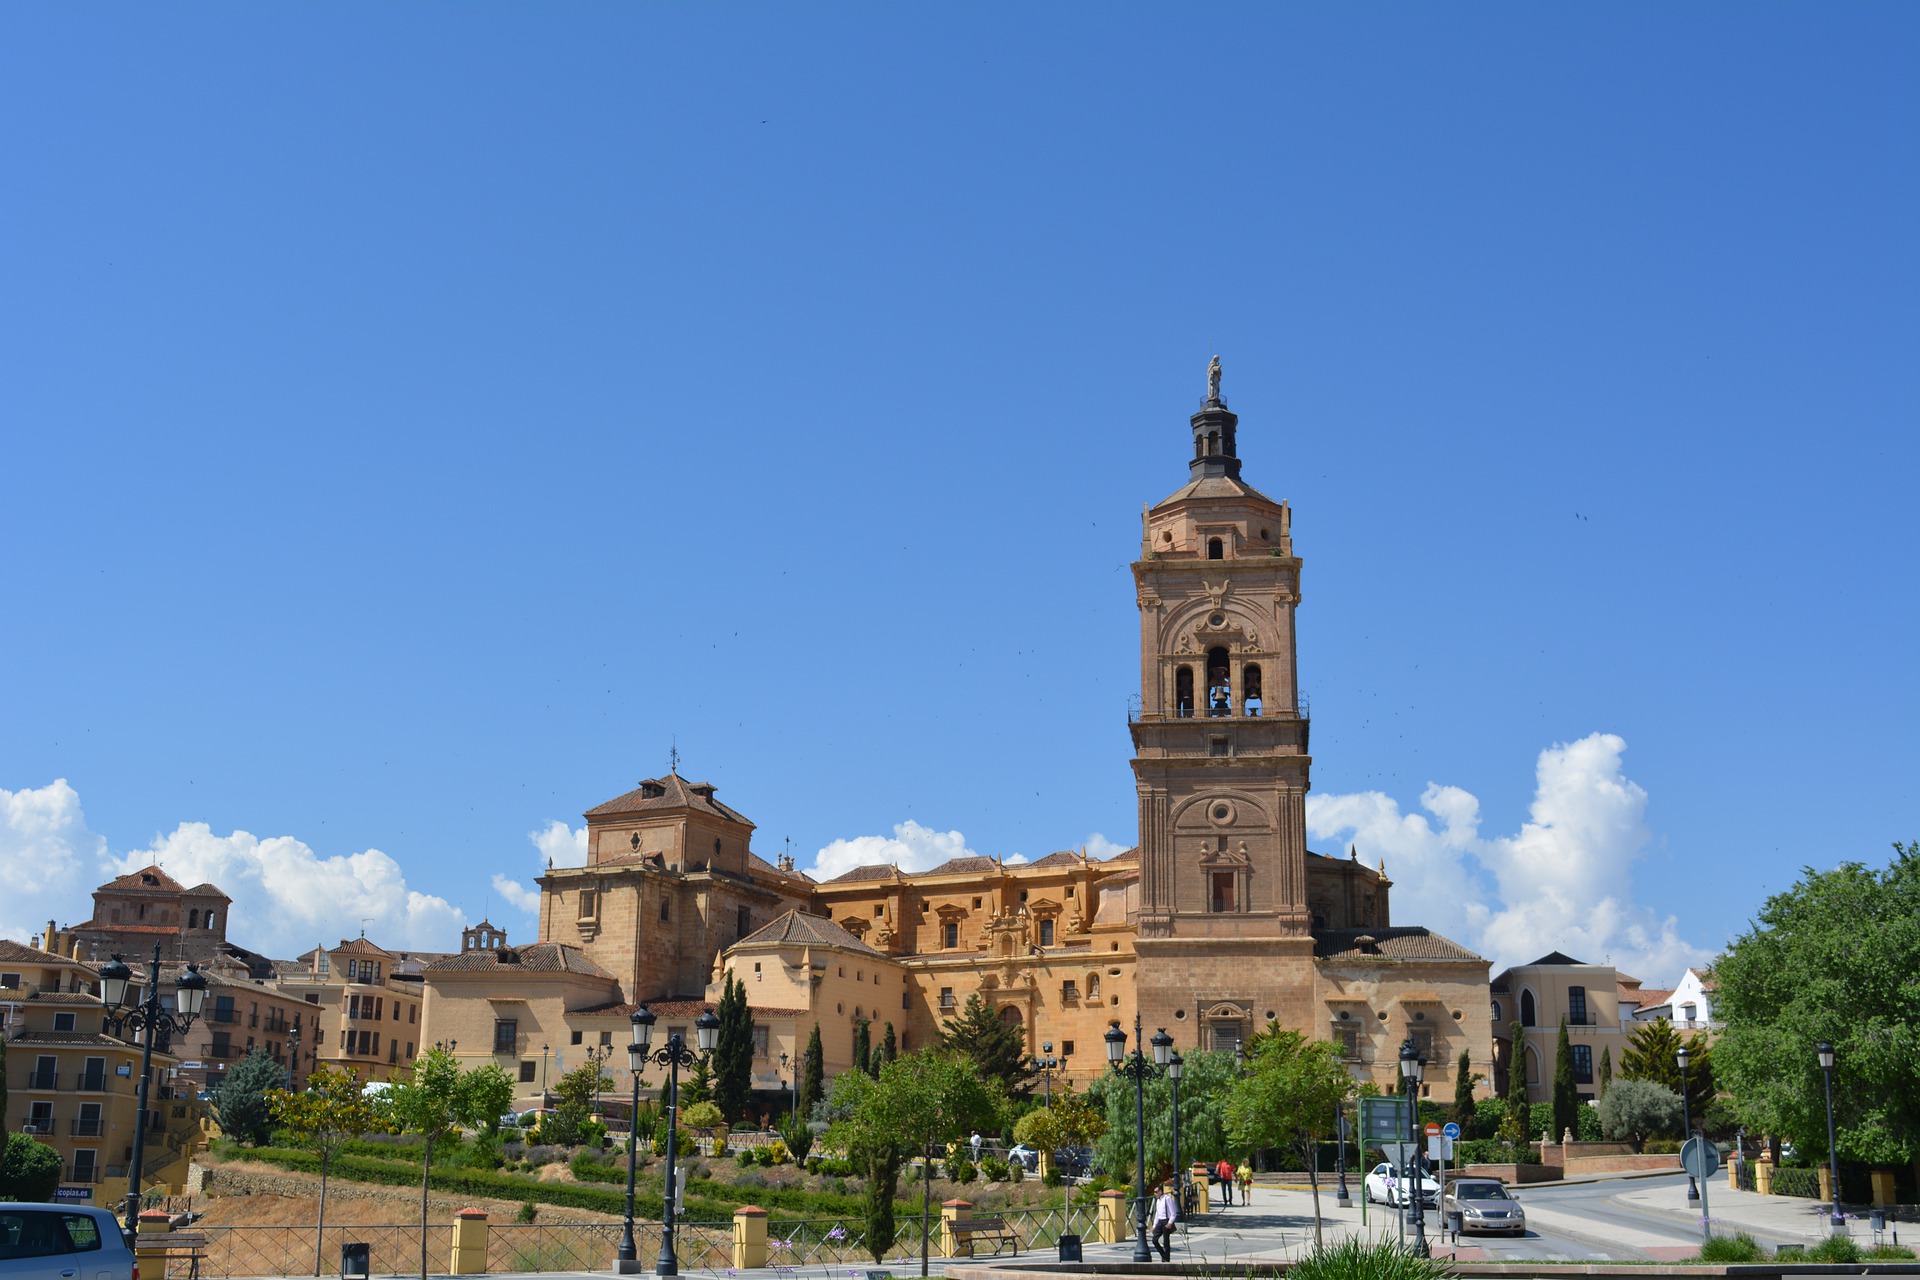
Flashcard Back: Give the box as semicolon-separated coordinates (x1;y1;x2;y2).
0;1204;136;1280
1363;1162;1439;1208
1006;1143;1039;1170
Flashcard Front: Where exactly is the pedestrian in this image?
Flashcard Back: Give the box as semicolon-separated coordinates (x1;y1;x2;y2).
1216;1157;1234;1207
1150;1182;1178;1262
1236;1159;1252;1206
970;1130;982;1162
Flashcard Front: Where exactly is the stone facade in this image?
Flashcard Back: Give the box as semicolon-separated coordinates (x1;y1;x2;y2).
1491;951;1629;1103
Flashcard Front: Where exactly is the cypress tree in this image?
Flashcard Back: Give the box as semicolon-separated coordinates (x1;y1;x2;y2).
863;1148;900;1263
799;1023;825;1118
1451;1048;1478;1133
851;1019;872;1079
1598;1045;1613;1097
1499;1020;1530;1146
880;1022;898;1066
714;974;755;1124
1551;1016;1579;1142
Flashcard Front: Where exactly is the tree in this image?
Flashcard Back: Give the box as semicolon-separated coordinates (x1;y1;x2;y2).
680;1100;727;1153
1089;1049;1237;1185
713;973;755;1124
211;1048;287;1146
1224;1029;1354;1248
827;1051;998;1271
851;1019;872;1080
681;1057;713;1107
1715;842;1920;1170
1451;1049;1480;1133
267;1064;386;1276
1011;1084;1107;1155
1620;1019;1715;1123
385;1049;512;1280
546;1060;612;1144
1598;1046;1613;1097
799;1023;825;1119
0;1133;61;1202
1596;1078;1684;1152
880;1022;898;1066
1551;1017;1579;1142
936;993;1034;1096
1499;1021;1530;1146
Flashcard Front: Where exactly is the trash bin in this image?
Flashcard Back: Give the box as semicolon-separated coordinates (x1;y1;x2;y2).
1445;1210;1464;1240
1058;1234;1083;1263
341;1242;370;1279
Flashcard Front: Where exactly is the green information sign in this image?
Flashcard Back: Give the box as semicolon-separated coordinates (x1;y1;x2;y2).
1359;1095;1410;1144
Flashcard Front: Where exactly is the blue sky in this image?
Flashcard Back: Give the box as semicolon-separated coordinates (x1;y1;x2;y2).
3;3;1914;980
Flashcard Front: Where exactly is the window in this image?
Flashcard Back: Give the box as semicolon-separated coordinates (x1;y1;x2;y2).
1207;537;1224;559
1039;918;1055;946
1491;999;1502;1023
0;973;17;989
53;1012;75;1032
902;993;909;1009
600;1030;613;1046
1242;663;1262;715
1210;1022;1243;1055
80;1057;105;1091
519;1061;536;1082
0;1210;103;1256
189;909;199;929
1410;1029;1434;1061
26;1101;52;1133
1209;736;1229;757
1061;979;1079;1002
752;1026;769;1058
737;906;752;937
1568;985;1588;1027
874;904;885;917
410;1004;417;1024
578;889;597;919
1210;872;1236;913
659;897;670;922
1571;1044;1593;1083
1061;1040;1074;1056
939;987;955;1010
1335;1027;1361;1060
943;923;959;949
1175;666;1195;717
494;1019;518;1053
1519;989;1536;1027
75;1102;102;1136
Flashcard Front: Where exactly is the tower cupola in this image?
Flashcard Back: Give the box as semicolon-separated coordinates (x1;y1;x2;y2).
1189;355;1241;480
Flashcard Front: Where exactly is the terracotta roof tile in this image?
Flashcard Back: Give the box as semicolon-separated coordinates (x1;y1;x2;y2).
333;938;394;957
747;853;813;883
1314;928;1486;963
735;911;884;956
101;865;188;894
0;939;83;965
925;856;997;877
1104;846;1140;863
584;774;754;826
423;943;613;978
825;864;898;884
1026;851;1084;869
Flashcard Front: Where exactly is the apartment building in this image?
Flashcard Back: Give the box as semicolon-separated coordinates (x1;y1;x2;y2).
1490;951;1631;1105
275;937;426;1082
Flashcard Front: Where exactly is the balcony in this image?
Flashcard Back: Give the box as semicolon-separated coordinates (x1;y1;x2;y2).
65;1165;102;1185
207;1008;240;1025
68;1117;104;1137
25;1070;58;1090
74;1074;109;1093
1131;691;1311;723
21;1119;54;1135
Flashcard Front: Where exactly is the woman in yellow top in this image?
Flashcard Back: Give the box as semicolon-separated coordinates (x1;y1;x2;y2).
1236;1160;1253;1205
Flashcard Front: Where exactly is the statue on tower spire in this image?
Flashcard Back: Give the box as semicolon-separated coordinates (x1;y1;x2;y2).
1206;354;1222;404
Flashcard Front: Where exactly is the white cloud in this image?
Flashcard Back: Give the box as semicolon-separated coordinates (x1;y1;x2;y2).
491;820;589;919
103;825;464;954
491;874;541;914
1306;732;1713;980
1083;833;1133;861
0;780;105;944
809;820;981;882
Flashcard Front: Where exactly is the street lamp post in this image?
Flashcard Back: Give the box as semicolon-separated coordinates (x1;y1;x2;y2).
1817;1042;1843;1230
541;1044;551;1106
1031;1041;1060;1107
98;947;207;1231
779;1052;794;1125
1677;1045;1699;1205
1334;1102;1351;1207
1166;1048;1184;1221
616;1015;650;1273
1398;1038;1429;1257
1105;1018;1168;1263
629;1007;720;1276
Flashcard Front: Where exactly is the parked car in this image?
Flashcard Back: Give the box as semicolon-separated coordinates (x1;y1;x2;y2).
1363;1162;1439;1208
1441;1178;1526;1235
1007;1143;1040;1171
0;1203;137;1280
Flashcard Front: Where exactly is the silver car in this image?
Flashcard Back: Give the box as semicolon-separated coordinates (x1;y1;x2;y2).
1441;1178;1527;1235
0;1205;135;1280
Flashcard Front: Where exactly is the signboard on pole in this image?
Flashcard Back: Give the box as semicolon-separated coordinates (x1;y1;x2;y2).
1361;1096;1410;1143
1681;1137;1720;1181
1378;1141;1420;1166
1442;1122;1461;1140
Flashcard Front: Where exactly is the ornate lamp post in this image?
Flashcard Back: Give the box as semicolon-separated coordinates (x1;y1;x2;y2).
779;1051;794;1124
1817;1042;1843;1230
1334;1101;1352;1207
1166;1046;1184;1220
616;1014;650;1273
1398;1038;1428;1257
98;947;207;1231
541;1043;551;1105
1105;1018;1170;1262
629;1007;720;1276
1677;1045;1699;1204
1030;1041;1061;1107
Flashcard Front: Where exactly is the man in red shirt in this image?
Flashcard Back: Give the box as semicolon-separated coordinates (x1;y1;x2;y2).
1216;1158;1234;1206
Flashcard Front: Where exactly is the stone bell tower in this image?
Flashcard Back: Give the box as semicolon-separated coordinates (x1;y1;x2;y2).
1130;359;1318;1052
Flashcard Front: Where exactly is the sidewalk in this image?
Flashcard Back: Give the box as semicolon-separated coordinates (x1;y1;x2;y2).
1611;1177;1862;1249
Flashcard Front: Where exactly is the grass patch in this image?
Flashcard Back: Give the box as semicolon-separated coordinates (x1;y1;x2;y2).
1698;1232;1763;1263
1287;1238;1459;1280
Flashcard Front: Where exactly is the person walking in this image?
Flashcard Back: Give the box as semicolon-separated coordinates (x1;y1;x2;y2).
1150;1183;1179;1262
1216;1157;1235;1207
1236;1159;1253;1206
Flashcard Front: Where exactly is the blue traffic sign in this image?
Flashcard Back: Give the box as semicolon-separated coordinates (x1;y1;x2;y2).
1442;1122;1461;1140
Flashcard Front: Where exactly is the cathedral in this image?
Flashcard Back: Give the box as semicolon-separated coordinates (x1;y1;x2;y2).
420;369;1492;1105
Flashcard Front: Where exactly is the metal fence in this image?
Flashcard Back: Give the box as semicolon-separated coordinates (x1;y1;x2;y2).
167;1201;1100;1277
1769;1166;1822;1199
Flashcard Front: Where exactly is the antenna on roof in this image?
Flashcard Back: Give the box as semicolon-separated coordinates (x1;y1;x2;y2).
360;918;374;939
670;739;680;774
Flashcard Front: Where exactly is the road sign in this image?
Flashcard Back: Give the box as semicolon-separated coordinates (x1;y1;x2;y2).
1379;1141;1419;1166
1361;1096;1410;1142
1681;1137;1720;1181
1428;1136;1452;1161
1442;1122;1461;1140
1425;1122;1441;1137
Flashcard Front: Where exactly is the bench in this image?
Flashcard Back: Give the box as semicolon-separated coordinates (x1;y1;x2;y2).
948;1217;1019;1257
134;1230;209;1280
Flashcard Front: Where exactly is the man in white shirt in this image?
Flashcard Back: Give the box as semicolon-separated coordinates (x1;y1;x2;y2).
1150;1183;1179;1261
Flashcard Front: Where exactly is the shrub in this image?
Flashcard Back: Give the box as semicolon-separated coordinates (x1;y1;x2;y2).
768;1141;789;1165
980;1156;1010;1182
1042;1165;1062;1188
949;1157;976;1185
1287;1237;1457;1280
1866;1243;1918;1259
1803;1235;1862;1264
1699;1233;1763;1263
515;1202;539;1224
1643;1137;1680;1154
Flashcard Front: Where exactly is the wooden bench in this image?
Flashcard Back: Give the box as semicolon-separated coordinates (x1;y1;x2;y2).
949;1216;1019;1257
134;1230;209;1280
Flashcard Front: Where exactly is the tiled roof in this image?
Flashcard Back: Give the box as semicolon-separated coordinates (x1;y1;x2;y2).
1635;988;1674;1009
5;1030;140;1048
84;924;178;936
0;939;82;965
636;999;716;1017
1104;846;1140;863
1314;928;1486;963
333;938;394;957
22;992;101;1006
101;865;188;894
423;943;613;978
825;864;898;884
1524;950;1590;967
1027;851;1084;869
925;856;997;877
574;999;812;1019
1154;474;1284;508
735;911;883;956
748;853;813;883
585;774;753;826
186;883;229;898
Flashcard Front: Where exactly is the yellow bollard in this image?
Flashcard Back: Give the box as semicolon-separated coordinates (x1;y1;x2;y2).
1817;1165;1834;1206
1189;1164;1213;1216
1755;1158;1773;1196
1096;1190;1128;1244
940;1199;972;1256
732;1206;768;1270
1871;1170;1895;1207
450;1208;489;1275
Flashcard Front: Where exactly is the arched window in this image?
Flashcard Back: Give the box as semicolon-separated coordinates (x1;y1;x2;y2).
1242;664;1263;716
1206;647;1232;717
205;912;216;932
1491;999;1503;1023
998;1005;1023;1028
1524;1044;1540;1085
1207;537;1224;560
1520;989;1536;1027
1175;666;1195;718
